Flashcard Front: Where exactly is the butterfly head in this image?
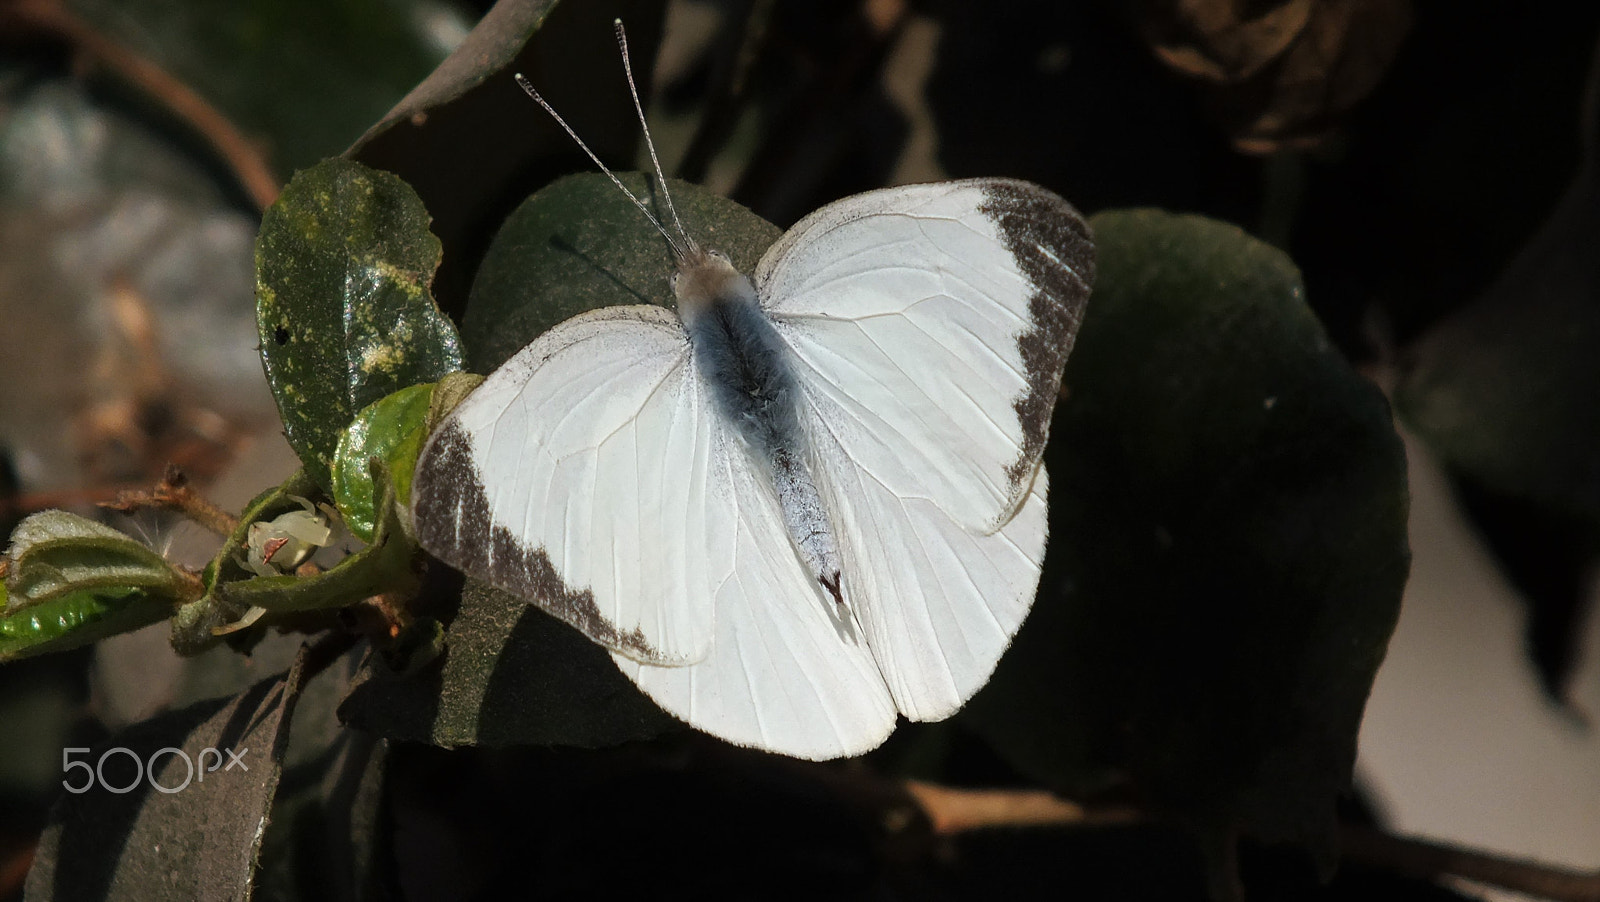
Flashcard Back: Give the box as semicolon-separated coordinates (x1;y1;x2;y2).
671;244;757;322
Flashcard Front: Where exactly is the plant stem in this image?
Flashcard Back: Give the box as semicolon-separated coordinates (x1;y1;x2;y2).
102;464;239;536
903;781;1139;834
0;0;279;210
1341;823;1600;902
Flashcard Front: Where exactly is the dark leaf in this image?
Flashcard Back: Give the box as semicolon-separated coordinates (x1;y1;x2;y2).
1395;170;1600;529
25;646;310;901
1394;124;1600;698
340;580;679;747
252;646;391;902
381;740;918;899
965;210;1409;875
1135;0;1316;82
349;0;561;153
460;171;780;370
349;0;670;317
1135;0;1414;152
256;158;464;491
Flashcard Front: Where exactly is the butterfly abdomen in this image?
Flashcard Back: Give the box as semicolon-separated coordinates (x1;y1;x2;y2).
689;297;798;454
687;293;843;602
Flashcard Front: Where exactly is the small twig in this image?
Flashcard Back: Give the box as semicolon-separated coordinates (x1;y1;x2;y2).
903;781;1141;835
172;564;205;600
0;836;34;900
1341;823;1600;902
102;463;239;536
901;786;1600;901
0;0;279;210
3;483;147;516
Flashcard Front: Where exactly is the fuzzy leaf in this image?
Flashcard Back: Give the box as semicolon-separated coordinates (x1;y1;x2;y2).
5;511;193;607
25;647;309;901
964;209;1409;874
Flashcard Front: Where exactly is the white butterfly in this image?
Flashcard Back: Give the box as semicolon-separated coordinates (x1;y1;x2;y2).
411;27;1094;760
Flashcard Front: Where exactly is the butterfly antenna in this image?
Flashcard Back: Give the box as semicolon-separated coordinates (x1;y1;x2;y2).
614;19;692;250
512;72;689;260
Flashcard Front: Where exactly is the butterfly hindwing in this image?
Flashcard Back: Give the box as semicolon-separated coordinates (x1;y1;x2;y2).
412;305;726;665
757;178;1092;534
812;429;1050;722
615;448;897;760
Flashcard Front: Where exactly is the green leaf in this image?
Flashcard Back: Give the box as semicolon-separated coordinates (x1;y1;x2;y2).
256;158;465;491
25;648;310;900
340;172;774;748
0;587;170;664
5;510;196;607
333;382;435;542
66;0;462;177
461;172;782;370
964;210;1409;871
426;371;485;430
0;511;198;657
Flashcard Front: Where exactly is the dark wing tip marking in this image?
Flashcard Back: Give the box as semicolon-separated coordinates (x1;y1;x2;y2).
979;181;1096;493
414;420;659;659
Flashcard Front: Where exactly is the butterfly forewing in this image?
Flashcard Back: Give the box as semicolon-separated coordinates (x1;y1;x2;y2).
412;305;726;665
756;178;1093;534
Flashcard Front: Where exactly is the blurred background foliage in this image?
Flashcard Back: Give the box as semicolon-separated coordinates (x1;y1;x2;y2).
0;0;1596;899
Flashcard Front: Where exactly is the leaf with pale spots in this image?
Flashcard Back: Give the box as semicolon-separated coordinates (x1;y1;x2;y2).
256;158;464;492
